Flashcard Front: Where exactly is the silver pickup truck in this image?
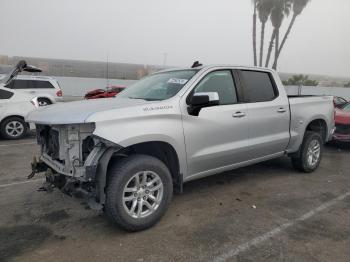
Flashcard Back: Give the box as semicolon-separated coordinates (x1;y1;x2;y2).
27;65;334;231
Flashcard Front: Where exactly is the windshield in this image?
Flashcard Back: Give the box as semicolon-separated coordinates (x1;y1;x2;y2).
118;70;198;101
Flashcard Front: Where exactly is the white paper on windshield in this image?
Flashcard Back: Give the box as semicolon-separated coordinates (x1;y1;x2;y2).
167;78;188;85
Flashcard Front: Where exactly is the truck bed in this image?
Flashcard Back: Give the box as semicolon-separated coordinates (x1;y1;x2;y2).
287;95;334;153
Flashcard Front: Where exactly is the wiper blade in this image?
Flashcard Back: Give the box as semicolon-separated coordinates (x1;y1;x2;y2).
128;97;161;101
128;97;147;101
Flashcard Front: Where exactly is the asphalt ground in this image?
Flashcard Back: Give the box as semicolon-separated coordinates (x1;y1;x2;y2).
0;132;349;262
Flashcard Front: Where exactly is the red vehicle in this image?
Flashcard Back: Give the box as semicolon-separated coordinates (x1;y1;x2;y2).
334;102;350;142
84;86;126;99
333;96;348;108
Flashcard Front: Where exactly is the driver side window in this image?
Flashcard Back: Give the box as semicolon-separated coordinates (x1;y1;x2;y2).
193;70;238;105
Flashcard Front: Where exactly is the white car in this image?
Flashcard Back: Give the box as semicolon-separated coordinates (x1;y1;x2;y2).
0;85;39;139
4;75;63;106
0;60;43;139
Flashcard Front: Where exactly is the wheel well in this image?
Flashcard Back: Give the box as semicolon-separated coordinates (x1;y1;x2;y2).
38;97;52;102
0;115;25;125
305;119;327;142
110;141;182;193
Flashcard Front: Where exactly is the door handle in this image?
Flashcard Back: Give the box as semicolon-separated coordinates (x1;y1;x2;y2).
232;112;246;118
277;108;286;113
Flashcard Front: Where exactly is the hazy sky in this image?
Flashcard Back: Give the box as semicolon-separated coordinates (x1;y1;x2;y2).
1;0;350;77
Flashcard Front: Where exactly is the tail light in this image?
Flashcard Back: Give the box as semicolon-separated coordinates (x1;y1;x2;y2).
56;89;62;97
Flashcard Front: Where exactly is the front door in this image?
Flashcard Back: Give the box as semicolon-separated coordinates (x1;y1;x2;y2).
181;70;250;179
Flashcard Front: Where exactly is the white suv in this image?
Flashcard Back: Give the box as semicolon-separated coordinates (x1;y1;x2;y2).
5;75;63;106
0;85;39;139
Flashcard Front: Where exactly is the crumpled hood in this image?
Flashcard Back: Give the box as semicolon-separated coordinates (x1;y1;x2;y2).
335;108;350;125
26;97;150;125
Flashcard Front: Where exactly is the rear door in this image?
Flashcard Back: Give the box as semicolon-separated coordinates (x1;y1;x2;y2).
32;80;56;96
237;70;290;159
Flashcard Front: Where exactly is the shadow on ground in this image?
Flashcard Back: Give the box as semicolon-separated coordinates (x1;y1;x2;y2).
0;225;52;261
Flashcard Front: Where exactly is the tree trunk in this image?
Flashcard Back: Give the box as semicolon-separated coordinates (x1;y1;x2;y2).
253;5;257;67
259;21;266;67
273;29;279;69
265;29;276;68
275;14;297;66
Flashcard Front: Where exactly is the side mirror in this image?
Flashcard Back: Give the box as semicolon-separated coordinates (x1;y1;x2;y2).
190;92;219;106
188;92;219;116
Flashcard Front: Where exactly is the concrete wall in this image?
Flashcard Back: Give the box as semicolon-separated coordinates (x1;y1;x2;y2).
285;85;350;99
56;76;136;99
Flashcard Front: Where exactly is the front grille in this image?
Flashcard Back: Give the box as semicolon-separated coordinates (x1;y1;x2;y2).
335;124;350;135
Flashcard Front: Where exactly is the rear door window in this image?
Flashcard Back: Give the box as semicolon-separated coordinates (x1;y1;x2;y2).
33;81;55;89
0;89;14;99
239;70;277;102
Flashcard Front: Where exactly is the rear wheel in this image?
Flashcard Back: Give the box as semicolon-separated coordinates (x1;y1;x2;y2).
291;131;323;172
0;117;28;140
105;154;173;231
38;98;52;106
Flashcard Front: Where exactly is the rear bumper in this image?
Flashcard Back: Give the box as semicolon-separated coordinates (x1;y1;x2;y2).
54;97;64;102
333;123;350;142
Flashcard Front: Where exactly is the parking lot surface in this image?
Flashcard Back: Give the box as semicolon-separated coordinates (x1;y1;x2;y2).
0;133;349;262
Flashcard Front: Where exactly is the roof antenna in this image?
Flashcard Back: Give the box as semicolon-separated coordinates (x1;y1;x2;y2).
191;61;202;68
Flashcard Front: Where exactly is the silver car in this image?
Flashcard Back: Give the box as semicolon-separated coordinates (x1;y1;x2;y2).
27;65;334;231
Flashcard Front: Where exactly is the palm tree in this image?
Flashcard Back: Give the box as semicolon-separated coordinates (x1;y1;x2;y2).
273;0;311;68
265;0;291;68
270;0;291;69
257;0;274;67
252;0;258;66
265;29;276;67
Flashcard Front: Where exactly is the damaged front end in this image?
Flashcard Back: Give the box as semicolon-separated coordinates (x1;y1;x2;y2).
29;123;121;209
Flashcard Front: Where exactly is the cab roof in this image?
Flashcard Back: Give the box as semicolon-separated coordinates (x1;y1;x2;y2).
157;64;276;74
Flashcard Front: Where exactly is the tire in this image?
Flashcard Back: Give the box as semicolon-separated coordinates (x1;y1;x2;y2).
38;98;52;106
291;131;323;173
0;116;28;140
105;154;173;231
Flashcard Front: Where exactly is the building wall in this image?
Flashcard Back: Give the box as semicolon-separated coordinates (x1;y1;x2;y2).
285;85;350;99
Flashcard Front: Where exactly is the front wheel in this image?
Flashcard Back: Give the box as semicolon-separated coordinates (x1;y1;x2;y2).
0;117;28;140
105;154;173;231
291;131;323;173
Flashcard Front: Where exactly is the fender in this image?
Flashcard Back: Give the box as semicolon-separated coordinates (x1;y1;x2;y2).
95;147;119;205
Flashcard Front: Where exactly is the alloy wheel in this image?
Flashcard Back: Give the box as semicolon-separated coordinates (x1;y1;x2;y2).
306;139;321;167
5;121;24;138
122;171;163;219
